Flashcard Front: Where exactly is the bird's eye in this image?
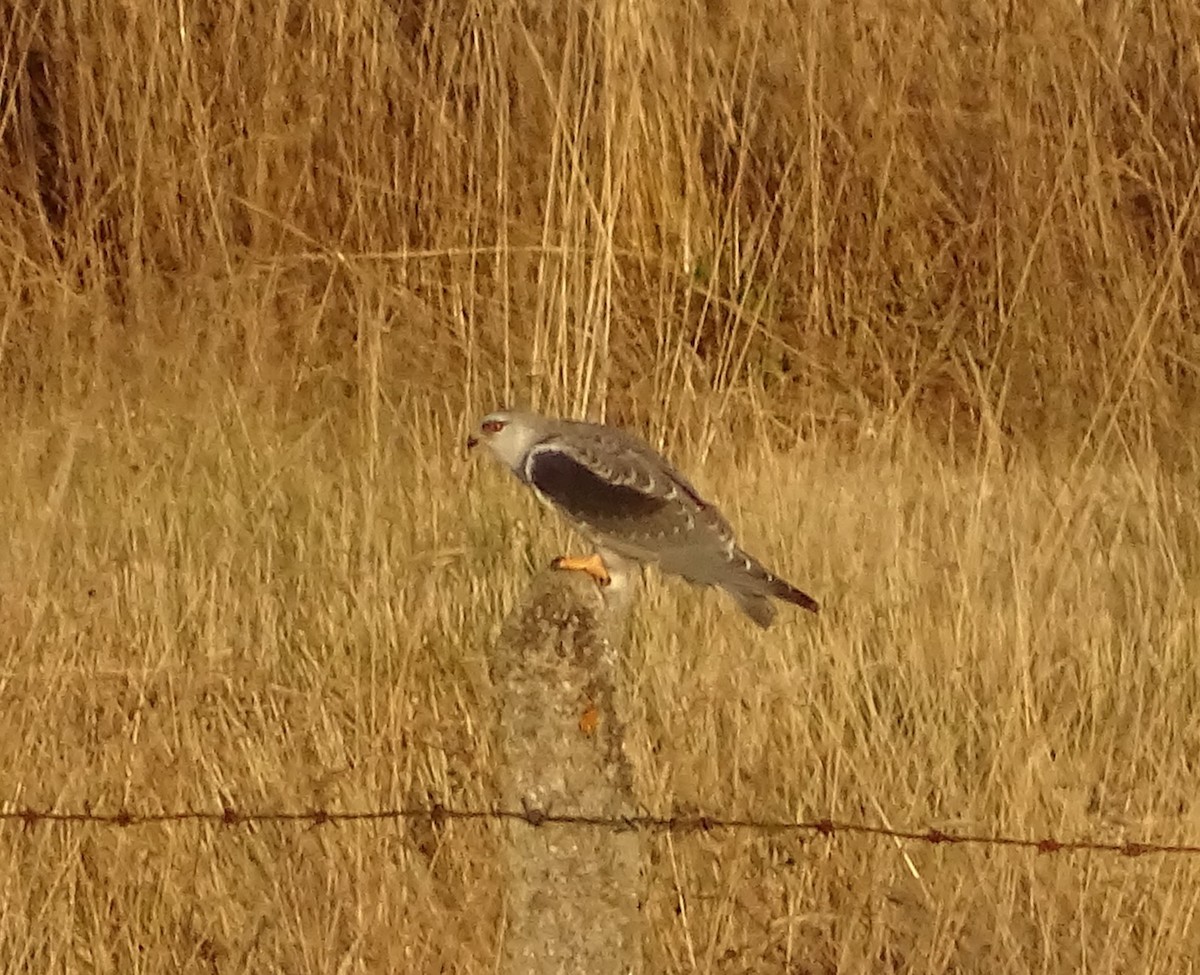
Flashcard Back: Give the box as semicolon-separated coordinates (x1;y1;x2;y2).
482;419;506;434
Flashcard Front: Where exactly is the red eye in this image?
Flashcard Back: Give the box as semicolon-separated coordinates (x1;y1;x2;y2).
482;419;506;434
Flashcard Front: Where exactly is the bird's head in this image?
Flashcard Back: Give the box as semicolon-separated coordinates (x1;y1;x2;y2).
466;409;548;472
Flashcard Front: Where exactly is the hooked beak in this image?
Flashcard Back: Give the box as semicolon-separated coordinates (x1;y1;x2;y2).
466;435;479;450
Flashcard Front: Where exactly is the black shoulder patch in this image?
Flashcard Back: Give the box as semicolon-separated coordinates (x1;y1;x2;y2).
526;448;667;522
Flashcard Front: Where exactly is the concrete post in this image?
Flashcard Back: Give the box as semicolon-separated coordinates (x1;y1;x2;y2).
490;564;643;974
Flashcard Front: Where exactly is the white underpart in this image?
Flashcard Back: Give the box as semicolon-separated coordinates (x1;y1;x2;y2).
595;546;639;613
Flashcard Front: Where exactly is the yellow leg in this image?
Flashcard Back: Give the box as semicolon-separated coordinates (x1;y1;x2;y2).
550;552;611;587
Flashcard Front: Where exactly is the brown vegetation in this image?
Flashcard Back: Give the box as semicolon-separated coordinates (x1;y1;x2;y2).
3;0;1200;970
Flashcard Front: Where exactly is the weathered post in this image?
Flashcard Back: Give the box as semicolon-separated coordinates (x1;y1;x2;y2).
490;564;643;974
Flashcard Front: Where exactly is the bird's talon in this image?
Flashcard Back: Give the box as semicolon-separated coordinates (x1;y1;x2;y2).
551;553;611;587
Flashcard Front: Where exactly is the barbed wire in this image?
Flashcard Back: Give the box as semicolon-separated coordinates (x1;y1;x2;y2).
0;803;1197;857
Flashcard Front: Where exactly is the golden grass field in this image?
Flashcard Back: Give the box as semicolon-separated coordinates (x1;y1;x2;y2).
4;0;1200;970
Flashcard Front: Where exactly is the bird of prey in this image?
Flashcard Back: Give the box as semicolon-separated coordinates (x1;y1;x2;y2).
466;408;819;628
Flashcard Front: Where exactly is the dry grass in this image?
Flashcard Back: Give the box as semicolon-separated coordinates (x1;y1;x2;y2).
5;389;1200;972
3;0;1200;970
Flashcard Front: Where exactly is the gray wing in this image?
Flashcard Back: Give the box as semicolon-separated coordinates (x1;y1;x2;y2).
521;422;729;559
521;422;819;627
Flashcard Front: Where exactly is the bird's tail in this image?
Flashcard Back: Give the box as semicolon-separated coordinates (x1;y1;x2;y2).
766;573;820;614
723;557;820;629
